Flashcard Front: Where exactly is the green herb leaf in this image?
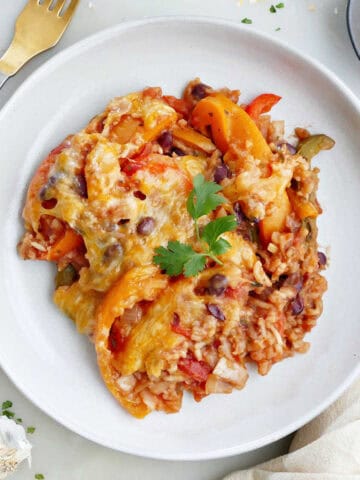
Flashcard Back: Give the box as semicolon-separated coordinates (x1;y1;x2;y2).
241;17;252;24
2;410;15;419
270;5;276;13
275;27;281;31
186;174;225;220
201;216;237;251
153;177;236;277
154;241;198;276
1;400;12;410
16;418;23;424
276;2;285;8
183;254;207;277
35;474;45;480
209;237;232;256
27;426;36;434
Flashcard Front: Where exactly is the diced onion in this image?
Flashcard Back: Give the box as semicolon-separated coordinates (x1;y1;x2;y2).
205;374;233;394
213;358;248;388
117;374;136;393
122;304;143;324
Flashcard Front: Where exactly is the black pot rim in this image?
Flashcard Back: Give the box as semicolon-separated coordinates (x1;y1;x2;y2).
346;0;360;60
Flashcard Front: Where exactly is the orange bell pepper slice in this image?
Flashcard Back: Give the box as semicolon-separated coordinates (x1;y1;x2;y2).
245;93;281;120
47;228;84;261
95;266;168;418
172;126;216;154
259;191;291;245
191;94;271;160
287;188;319;220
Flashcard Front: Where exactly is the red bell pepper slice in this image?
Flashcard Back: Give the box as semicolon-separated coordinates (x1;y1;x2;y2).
178;356;212;382
245;93;282;120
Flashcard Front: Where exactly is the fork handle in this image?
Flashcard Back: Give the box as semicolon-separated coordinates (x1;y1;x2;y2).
0;38;33;78
0;71;8;89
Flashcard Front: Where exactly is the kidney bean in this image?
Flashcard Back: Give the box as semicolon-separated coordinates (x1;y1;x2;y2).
133;190;146;200
136;217;155;235
171;147;185;157
74;174;88;198
157;131;173;153
207;274;228;296
233;202;247;223
41;198;57;209
283;272;303;293
214;164;231;183
317;252;327;266
191;83;210;100
291;294;304;315
104;243;123;262
206;304;225;321
278;142;297;155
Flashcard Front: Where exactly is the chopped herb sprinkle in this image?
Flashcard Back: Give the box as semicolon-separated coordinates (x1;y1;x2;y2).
1;400;13;410
35;475;45;480
27;426;36;434
270;5;276;13
16;418;23;423
275;27;281;31
276;2;285;8
241;17;252;24
2;410;15;418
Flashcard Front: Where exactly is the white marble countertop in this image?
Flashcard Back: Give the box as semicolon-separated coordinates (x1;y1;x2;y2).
0;1;359;478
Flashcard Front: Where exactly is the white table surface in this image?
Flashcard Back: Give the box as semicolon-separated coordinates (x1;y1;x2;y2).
0;1;359;479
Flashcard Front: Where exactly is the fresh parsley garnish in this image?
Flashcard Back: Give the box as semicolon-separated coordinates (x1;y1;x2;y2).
1;400;12;410
241;17;253;24
27;426;36;434
154;174;237;277
270;5;276;13
35;474;45;480
186;174;226;239
154;241;205;277
276;2;285;8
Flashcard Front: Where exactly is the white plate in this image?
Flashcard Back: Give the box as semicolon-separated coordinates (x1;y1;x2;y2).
347;0;360;60
0;17;359;461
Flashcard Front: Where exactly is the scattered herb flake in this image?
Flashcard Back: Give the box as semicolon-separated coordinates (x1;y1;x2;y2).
241;17;252;24
276;2;285;8
27;426;36;434
1;400;13;410
2;410;15;418
270;5;276;13
16;418;23;424
35;475;45;480
275;27;281;31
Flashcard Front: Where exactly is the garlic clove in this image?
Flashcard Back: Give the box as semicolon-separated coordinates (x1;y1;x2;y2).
0;416;32;479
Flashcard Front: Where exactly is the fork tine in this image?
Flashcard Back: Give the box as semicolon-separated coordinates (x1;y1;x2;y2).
52;0;67;15
62;0;79;20
41;0;53;8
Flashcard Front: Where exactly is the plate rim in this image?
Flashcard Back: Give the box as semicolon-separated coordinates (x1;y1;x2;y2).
1;15;360;460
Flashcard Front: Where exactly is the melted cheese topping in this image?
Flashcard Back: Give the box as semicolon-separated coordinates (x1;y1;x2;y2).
19;84;325;418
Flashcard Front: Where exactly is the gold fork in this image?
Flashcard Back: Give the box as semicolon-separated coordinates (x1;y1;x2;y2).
0;0;79;89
